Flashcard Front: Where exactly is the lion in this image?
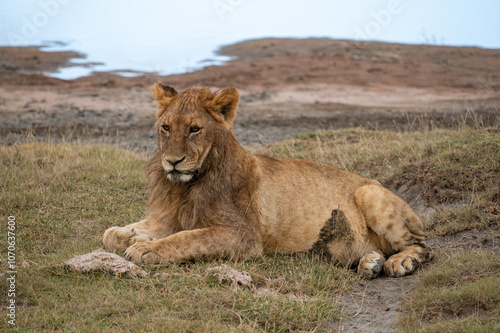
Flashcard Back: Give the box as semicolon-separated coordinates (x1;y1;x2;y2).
103;83;433;279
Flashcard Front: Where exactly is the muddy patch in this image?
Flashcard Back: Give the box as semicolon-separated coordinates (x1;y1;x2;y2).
428;229;500;252
327;275;416;333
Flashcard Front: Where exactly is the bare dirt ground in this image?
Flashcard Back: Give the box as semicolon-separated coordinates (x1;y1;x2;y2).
1;38;499;332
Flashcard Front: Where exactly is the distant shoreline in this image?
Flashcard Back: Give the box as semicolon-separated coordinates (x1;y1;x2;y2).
1;37;499;82
1;37;500;91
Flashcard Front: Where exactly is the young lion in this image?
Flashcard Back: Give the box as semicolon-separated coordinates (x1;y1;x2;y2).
103;83;433;279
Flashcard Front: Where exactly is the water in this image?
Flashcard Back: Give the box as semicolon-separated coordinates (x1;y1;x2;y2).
1;0;499;79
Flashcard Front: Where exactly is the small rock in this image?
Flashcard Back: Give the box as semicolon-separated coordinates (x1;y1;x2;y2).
206;264;254;289
63;248;148;278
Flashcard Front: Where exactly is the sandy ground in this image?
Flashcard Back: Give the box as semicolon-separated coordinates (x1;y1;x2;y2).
1;38;499;332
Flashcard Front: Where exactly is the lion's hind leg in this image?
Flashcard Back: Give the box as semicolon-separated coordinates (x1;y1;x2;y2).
355;184;433;278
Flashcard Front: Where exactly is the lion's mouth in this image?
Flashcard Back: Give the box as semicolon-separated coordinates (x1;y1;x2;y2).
168;169;181;174
166;169;195;183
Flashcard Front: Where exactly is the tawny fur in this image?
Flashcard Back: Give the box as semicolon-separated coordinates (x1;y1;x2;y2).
103;83;433;278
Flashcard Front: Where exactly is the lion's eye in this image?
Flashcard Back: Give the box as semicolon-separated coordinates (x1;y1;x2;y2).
190;126;201;133
161;125;170;132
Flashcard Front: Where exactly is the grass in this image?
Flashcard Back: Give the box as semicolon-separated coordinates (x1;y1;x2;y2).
7;256;350;332
1;126;499;332
399;250;500;332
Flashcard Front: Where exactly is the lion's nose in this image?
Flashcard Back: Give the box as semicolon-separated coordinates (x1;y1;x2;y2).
166;156;186;166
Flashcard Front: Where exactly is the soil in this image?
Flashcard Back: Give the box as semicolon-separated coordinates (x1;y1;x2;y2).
328;275;417;332
1;38;499;332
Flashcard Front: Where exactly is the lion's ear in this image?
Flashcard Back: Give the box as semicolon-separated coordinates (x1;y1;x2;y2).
152;82;177;118
210;88;239;127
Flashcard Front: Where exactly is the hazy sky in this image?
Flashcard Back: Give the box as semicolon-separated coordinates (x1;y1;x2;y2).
1;0;499;78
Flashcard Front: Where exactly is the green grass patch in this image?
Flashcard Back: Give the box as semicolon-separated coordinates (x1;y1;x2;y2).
399;250;500;332
3;256;349;332
0;143;147;263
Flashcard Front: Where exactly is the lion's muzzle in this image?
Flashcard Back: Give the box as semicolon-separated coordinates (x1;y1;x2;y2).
161;156;196;182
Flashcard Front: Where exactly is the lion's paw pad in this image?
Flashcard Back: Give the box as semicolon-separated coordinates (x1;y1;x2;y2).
357;251;386;279
103;227;153;253
124;242;160;264
384;254;419;277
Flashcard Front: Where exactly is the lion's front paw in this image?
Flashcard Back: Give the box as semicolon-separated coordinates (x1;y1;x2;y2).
357;251;386;279
124;242;161;264
103;227;153;253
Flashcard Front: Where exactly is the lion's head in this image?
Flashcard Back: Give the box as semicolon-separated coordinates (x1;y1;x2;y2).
151;83;239;182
